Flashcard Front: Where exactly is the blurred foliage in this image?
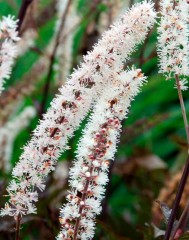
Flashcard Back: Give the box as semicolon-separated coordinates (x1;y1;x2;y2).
0;0;189;239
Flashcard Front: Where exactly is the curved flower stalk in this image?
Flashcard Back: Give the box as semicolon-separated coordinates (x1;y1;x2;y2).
0;106;36;172
0;1;156;218
0;15;20;94
157;0;189;89
158;1;189;239
57;68;146;240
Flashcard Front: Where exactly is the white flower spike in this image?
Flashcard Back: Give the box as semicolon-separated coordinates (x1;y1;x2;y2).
0;15;20;94
1;1;156;218
157;0;189;81
57;68;146;240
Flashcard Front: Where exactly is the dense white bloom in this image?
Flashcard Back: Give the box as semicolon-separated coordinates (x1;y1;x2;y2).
157;0;189;81
57;68;147;240
0;15;20;94
174;78;188;91
1;1;155;218
0;106;36;172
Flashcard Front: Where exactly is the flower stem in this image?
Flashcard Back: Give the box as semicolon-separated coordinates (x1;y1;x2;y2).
164;157;189;240
17;0;33;32
15;215;21;240
164;74;189;240
170;200;189;240
175;74;189;148
73;167;93;240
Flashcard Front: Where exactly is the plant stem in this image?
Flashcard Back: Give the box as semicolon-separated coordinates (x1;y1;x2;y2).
164;74;189;240
15;215;21;240
73;167;92;240
164;157;189;240
170;200;189;240
39;0;72;117
175;75;189;148
17;0;33;33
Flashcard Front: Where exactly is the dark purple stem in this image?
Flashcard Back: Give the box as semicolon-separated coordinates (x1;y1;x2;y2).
17;0;33;33
164;158;189;240
164;75;189;240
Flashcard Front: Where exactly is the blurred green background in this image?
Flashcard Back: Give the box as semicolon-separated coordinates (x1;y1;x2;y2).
0;0;188;239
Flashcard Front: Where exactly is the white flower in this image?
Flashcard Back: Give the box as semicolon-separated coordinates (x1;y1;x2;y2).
0;15;20;94
57;68;147;239
1;0;155;218
80;219;95;240
27;204;37;215
157;0;189;78
174;78;188;91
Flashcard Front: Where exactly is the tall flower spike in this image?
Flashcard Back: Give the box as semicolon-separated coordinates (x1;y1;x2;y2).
0;15;20;94
57;68;146;240
158;1;189;239
1;1;156;218
157;0;189;83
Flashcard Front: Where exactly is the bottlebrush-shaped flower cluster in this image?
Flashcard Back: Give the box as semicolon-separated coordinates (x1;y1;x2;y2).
157;0;189;88
0;1;155;218
0;15;20;94
57;68;146;240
